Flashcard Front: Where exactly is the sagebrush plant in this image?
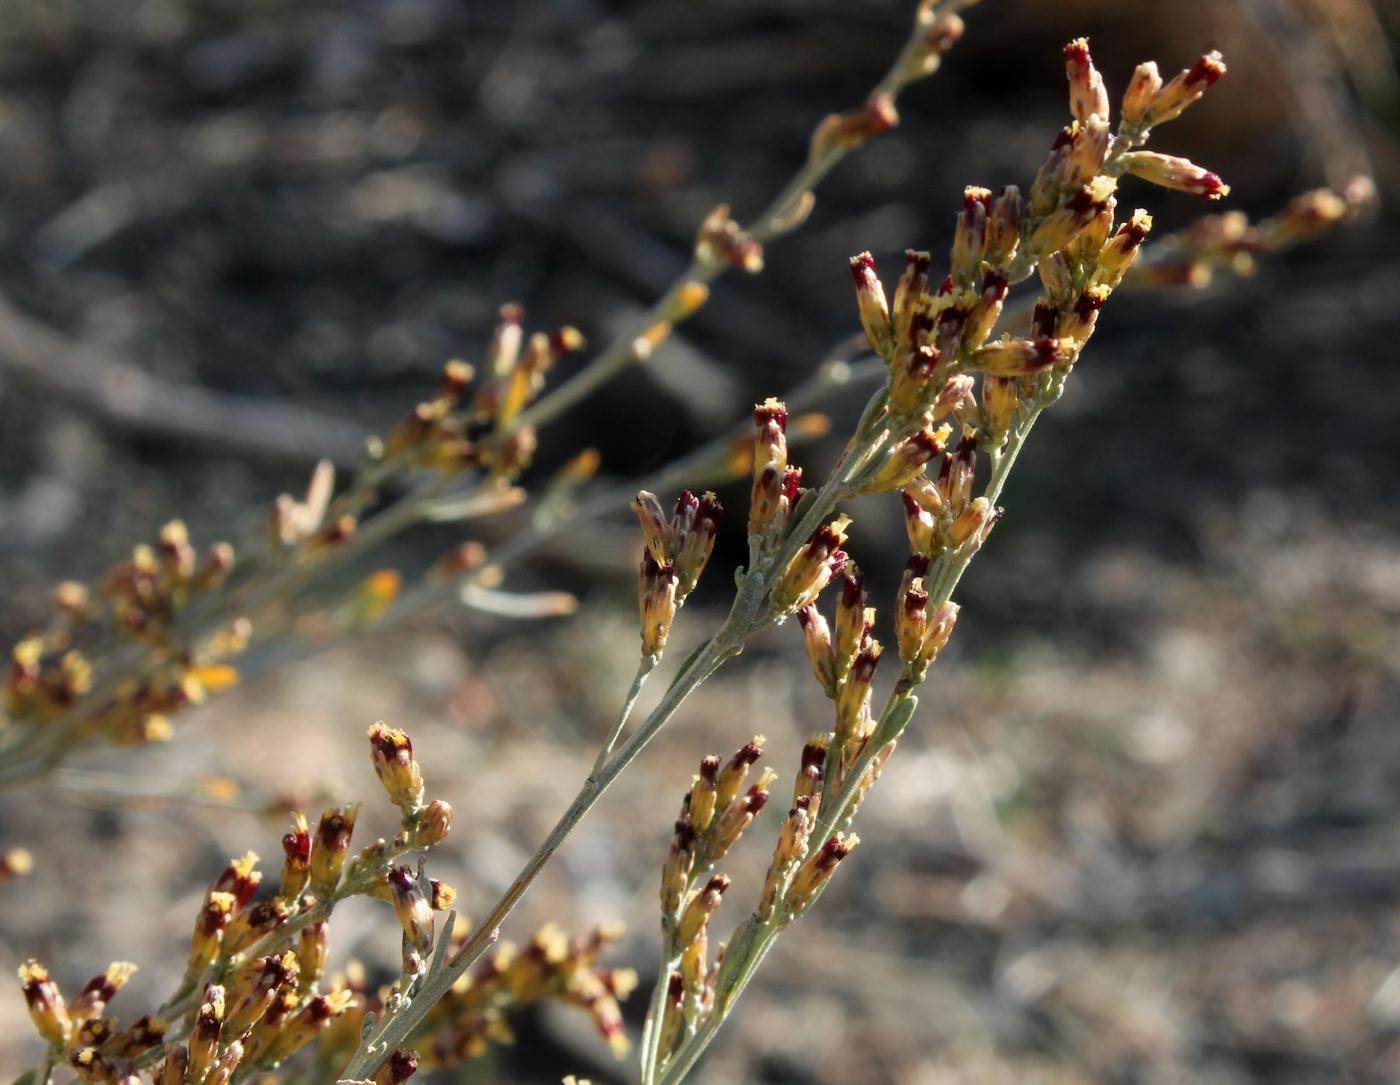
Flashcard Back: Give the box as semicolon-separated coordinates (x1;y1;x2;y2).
2;2;1373;1083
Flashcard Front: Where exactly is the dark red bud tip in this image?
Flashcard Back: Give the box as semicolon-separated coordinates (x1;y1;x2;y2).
900;490;922;519
672;820;695;849
698;492;723;524
956;433;978;458
1121;221;1151;247
1198;171;1228;197
982;271;1010;299
1063;38;1091;66
1075;291;1106;319
817;835;854;867
1032;337;1065;365
800;742;827;773
746;785;770;814
1187;53;1226;86
906;554;931;578
904;587;929;614
282;830;311;862
963;187;993;213
1031;301;1057;339
783;467;803;504
386;1048;419;1084
849;251;878;286
905;249;932;273
828;550;850;578
1065;187;1106;217
937;275;955;296
1051;126;1075;152
388;865;416;891
852;648;880;680
735;742;764;768
668;974;685;1002
699;755;721;782
674;490;699;518
705;874;731;895
796;606;815;630
754;401;789;433
840;568;864;608
908;429;944;458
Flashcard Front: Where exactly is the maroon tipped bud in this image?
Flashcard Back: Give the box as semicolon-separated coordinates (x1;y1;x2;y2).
754;400;788;434
1186;52;1227;87
783;467;803;505
745;783;771;815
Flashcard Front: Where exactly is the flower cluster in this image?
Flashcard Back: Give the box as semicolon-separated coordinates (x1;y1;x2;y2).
638;36;1236;1084
632;490;723;660
13;722;627;1082
5;521;241;748
379;309;585;485
651;738;775;1064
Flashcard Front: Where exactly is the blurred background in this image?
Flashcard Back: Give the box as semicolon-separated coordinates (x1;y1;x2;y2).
2;0;1400;1081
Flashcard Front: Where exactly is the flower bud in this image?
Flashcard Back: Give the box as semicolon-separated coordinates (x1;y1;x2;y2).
793;737;828;809
673;491;722;599
968;337;1071;377
796;606;838;698
862;425;952;495
772;517;851;614
676;874;729;949
295;922;329;989
189;985;225;1082
833;568;870;682
387;866;435;957
951;187;992;283
630;491;672;567
1146;51;1226;125
985;186;1023;268
891;250;931;348
368;723;425;812
901;482;943;556
689;755;721;835
1095;208;1153;285
850;252;894;357
785;833;859;914
1120;151;1229;199
158;1045;188;1085
1064;38;1110;125
279;813;312;900
835;644;881;763
189;891;236;971
310;804;359;895
639;556;678;660
759;804;814;922
226;953;298;1037
416;799;453;847
18;960;70;1045
715;737;765;812
660;809;695;919
895;575;930;669
1121;61;1163;126
222;898;291;956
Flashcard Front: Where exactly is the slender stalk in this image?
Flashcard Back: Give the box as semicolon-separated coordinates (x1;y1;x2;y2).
593;658;657;776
